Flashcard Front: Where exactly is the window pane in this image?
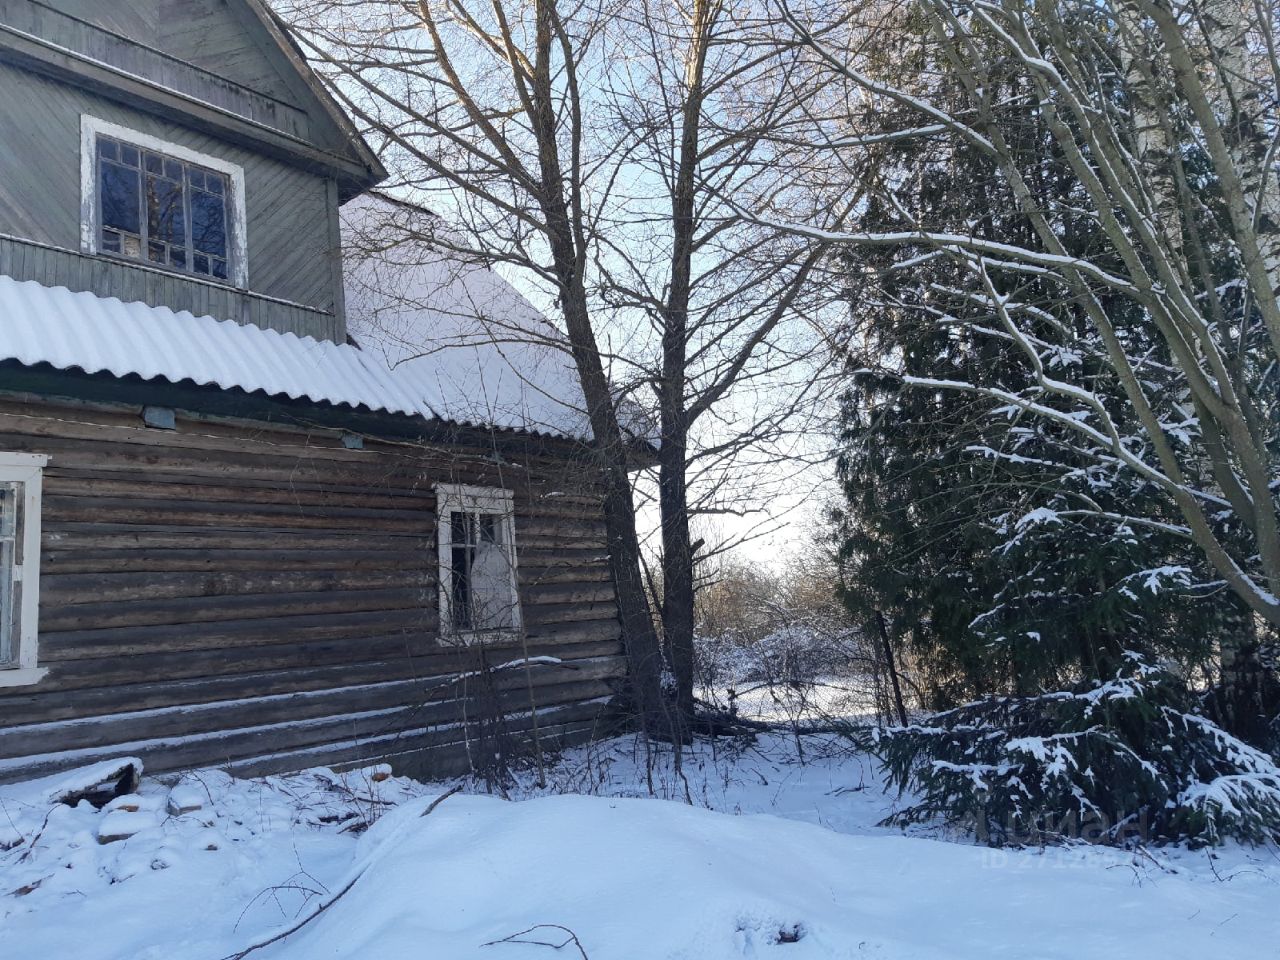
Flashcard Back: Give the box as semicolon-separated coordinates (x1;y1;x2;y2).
120;145;140;168
0;483;18;667
164;158;182;181
97;138;118;161
449;509;473;631
193;253;209;275
471;528;513;630
147;173;185;245
100;161;141;235
206;173;225;197
144;152;163;175
190;189;227;259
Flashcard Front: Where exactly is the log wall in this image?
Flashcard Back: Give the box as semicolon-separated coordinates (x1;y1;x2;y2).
0;394;625;783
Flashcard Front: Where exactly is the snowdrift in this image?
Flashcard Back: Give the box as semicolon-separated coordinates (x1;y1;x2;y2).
1;755;1274;960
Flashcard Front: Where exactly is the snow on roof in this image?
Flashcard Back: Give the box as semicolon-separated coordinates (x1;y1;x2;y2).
0;201;644;446
340;196;595;441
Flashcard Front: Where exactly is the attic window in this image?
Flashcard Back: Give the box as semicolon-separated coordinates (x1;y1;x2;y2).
81;117;248;287
436;485;521;642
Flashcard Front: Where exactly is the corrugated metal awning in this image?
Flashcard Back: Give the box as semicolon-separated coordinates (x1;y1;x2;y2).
0;275;476;428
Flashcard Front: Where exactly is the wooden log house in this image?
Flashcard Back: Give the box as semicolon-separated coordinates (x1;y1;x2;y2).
0;0;630;783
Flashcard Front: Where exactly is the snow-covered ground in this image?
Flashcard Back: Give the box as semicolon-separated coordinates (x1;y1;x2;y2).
1;735;1277;959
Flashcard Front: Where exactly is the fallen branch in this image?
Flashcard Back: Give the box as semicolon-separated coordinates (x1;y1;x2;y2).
483;923;590;958
219;786;463;960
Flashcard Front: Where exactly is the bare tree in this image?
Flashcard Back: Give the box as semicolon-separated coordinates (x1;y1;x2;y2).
276;0;849;735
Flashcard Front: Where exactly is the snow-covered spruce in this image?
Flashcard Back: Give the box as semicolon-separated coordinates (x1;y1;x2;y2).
866;656;1280;846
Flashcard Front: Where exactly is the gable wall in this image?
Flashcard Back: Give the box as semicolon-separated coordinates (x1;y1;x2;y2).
0;61;346;340
0;391;624;783
9;0;325;139
156;0;301;109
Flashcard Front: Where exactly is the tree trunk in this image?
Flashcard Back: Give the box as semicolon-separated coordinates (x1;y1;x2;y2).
659;417;695;737
1201;0;1280;299
529;0;672;740
874;609;909;727
656;0;720;735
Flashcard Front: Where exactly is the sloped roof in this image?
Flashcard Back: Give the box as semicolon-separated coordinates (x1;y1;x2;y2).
341;196;596;441
0;209;651;446
0;274;431;418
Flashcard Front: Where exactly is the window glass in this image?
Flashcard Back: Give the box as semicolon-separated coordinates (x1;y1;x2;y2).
190;188;228;259
0;483;18;667
449;510;474;631
100;160;141;236
445;505;516;634
95;135;232;282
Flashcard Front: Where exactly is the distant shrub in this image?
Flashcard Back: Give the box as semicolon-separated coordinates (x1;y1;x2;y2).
695;622;854;690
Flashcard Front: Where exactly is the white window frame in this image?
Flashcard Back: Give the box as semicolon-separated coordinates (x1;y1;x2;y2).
435;484;521;644
0;452;48;688
79;114;249;288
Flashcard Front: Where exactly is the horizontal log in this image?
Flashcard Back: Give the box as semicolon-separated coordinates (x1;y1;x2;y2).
229;700;616;782
524;601;620;627
44;524;433;552
524;618;622;644
38;583;606;643
0;410;394;462
0;432;427;488
44;495;432;532
517;566;613;587
0;429;575;492
327;716;610;783
44;473;432;512
42;547;428;575
0;639;624;726
39;607;432;660
39;586;431;632
38;611;619;680
42;545;611;577
0;656;625;758
42;499;600;542
42;567;434;605
523;582;616;606
36;631;442;692
47;462;434;497
0;681;615;782
45;469;605;521
0;398;607;487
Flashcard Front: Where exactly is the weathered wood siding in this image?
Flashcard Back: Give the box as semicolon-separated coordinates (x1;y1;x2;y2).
0;0;313;138
0;395;625;783
0;59;345;338
0;236;341;341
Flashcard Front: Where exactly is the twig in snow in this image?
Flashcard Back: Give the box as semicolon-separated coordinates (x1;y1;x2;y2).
482;924;590;958
218;786;463;960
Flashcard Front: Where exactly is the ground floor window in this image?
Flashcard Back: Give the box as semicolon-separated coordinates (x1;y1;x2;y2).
0;452;47;687
436;484;520;641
